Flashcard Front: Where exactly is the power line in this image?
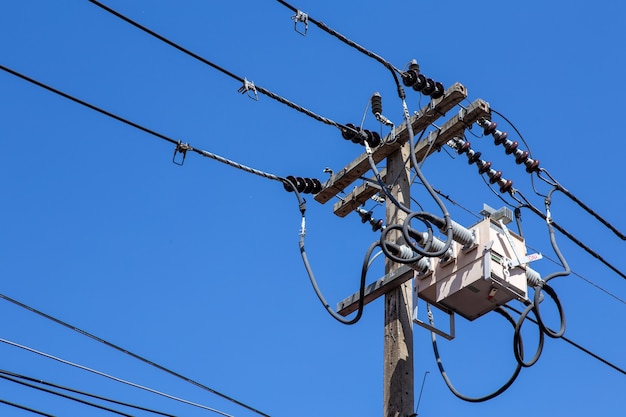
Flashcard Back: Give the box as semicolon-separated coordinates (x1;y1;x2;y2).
0;373;135;417
276;0;400;74
0;291;268;417
0;398;56;417
88;0;350;133
0;369;177;417
0;336;234;417
0;64;284;187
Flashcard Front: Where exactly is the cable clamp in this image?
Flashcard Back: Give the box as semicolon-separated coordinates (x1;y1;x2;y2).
238;77;258;101
172;141;192;166
291;10;309;36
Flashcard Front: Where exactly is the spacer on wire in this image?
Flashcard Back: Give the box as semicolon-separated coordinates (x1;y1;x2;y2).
291;10;309;36
172;141;192;166
237;77;258;101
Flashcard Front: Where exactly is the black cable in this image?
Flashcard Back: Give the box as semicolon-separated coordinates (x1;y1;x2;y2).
0;374;134;417
275;0;407;101
0;398;56;417
0;369;176;417
503;305;626;375
0;64;288;186
429;305;522;402
88;0;351;133
276;0;401;74
516;191;626;281
0;64;177;145
0;292;267;417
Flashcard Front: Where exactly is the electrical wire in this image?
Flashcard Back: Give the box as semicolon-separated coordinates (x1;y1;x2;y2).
0;292;269;417
0;336;233;417
0;398;56;417
88;0;353;134
0;64;286;188
275;0;406;101
428;305;522;402
515;191;626;281
0;369;177;417
0;373;135;417
502;305;626;375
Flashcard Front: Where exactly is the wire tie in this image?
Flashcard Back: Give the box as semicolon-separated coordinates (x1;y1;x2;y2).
172;141;191;166
237;77;258;101
291;10;309;36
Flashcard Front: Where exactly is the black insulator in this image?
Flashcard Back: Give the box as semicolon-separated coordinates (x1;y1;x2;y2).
499;179;514;194
295;177;306;192
359;210;373;223
311;178;322;194
284;176;322;194
302;177;315;193
525;159;540;173
430;81;445;99
371;92;383;115
372;219;384;232
422;78;436;96
365;130;381;148
342;123;358;141
515;150;529;164
402;69;419;87
489;170;502;184
412;73;427;92
493;130;508;145
468;151;482;165
504;140;519;155
477;160;492;174
355;129;368;144
283;175;297;192
458;141;471;154
483;121;497;136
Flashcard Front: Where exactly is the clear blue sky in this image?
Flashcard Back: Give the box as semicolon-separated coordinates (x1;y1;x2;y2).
1;1;624;416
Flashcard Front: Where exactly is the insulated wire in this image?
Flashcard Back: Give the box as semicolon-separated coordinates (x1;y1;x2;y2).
275;0;406;99
515;191;626;281
276;0;401;74
429;305;522;402
0;369;176;417
0;374;135;417
0;292;268;417
0;337;233;417
0;63;284;188
88;0;350;133
0;398;56;417
503;305;625;375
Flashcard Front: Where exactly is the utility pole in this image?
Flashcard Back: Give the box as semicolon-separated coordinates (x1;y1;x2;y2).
383;143;413;417
315;83;490;417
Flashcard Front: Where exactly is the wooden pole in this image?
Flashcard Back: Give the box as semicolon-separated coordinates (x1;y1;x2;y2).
383;142;414;417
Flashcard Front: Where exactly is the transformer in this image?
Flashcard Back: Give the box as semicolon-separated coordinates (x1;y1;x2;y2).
416;217;533;321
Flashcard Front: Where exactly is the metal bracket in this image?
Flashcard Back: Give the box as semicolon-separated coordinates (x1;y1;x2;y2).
413;301;455;340
238;77;258;101
291;10;308;36
172;141;191;166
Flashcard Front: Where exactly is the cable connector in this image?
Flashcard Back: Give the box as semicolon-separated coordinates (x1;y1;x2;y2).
291;10;309;36
238;77;258;101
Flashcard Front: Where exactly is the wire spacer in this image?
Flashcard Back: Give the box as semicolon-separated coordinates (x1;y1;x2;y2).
172;141;192;166
291;10;309;36
237;77;258;101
